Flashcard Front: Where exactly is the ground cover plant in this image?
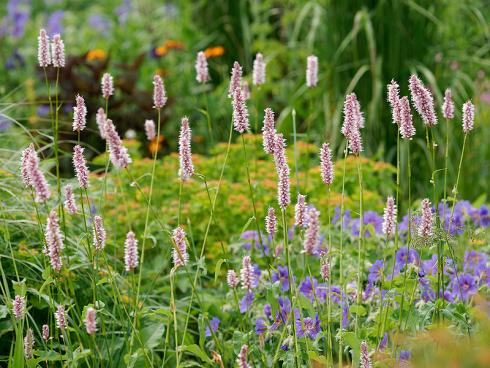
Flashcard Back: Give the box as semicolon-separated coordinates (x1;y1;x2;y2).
0;1;489;368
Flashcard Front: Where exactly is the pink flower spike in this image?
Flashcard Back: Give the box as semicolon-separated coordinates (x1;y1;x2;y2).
399;96;416;140
195;51;210;83
241;81;251;100
360;341;372;368
105;119;132;168
462;100;475;134
304;207;320;254
262;108;276;154
306;55;318;87
13;295;26;319
294;193;307;228
38;29;51;67
240;255;256;291
101;73;114;99
64;184;77;215
144;119;156;141
96;107;107;139
45;209;64;272
265;207;277;235
20;144;35;187
232;87;249;133
320;143;334;185
253;53;266;86
408;74;437;127
320;257;329;281
387;80;401;124
418;198;433;238
228;61;242;98
382;196;397;237
179;117;195;180
348;125;363;155
26;147;51;202
85;307;97;335
73;94;87;132
51;34;65;68
237;344;249;368
172;226;189;268
73;145;89;189
227;269;239;288
124;231;139;272
93;215;106;251
55;305;66;330
42;324;49;341
24;328;34;359
153;75;167;109
442;88;455;120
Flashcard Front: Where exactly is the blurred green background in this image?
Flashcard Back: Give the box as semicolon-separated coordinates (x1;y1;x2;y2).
0;0;489;205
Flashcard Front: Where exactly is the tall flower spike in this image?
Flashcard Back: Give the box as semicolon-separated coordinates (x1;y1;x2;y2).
304;207;320;254
20;144;35;187
42;324;49;341
253;53;266;86
237;344;249;368
387;80;401;124
382;196;397;237
408;74;437;126
51;34;65;68
277;171;291;211
228;61;242;98
462;100;475;134
38;29;51;67
195;51;210;83
24;328;34;359
73;145;89;189
360;341;372;368
295;193;307;228
72;94;87;132
320;257;329;281
64;184;77;215
124;231;139;272
144;119;156;141
153;75;167;109
232;87;249;133
105;119;132;168
265;207;277;235
273;134;291;210
442;88;455;120
240;255;255;291
342;93;363;139
320;143;334;185
13;295;25;319
348;125;363;155
241;81;251;100
353;95;365;129
262;107;276;154
26;147;51;202
227;270;239;288
93;215;106;251
45;209;64;272
306;55;318;87
101;73;114;99
172;226;189;268
55;305;66;330
85;307;97;335
179;117;195;180
96;107;107;139
418;198;433;238
399;96;416;140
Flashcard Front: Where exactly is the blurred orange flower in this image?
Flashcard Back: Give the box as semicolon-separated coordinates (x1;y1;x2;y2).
86;49;106;62
204;46;225;58
148;135;165;155
155;46;168;57
164;40;185;50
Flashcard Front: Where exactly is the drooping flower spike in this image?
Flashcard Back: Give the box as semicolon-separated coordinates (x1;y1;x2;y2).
73;145;89;189
408;74;437;126
179;117;195;180
144;119;156;141
172;226;189;268
101;73;114;99
73;94;87;132
462;100;475;134
306;55;318;87
195;51;210;83
442;88;455;120
51;34;65;68
253;53;266;86
37;29;51;67
124;231;139;272
153;75;167;109
320;142;334;185
105;119;132;168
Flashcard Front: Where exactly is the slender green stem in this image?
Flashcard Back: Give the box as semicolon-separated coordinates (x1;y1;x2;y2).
355;155;364;337
338;147;348;368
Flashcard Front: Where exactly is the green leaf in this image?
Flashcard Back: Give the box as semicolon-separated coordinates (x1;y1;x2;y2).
141;322;165;349
12;279;26;297
214;259;226;284
343;331;360;365
182;344;212;364
349;304;367;316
